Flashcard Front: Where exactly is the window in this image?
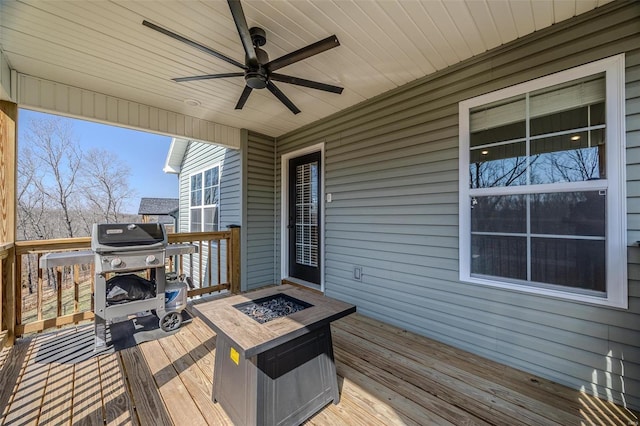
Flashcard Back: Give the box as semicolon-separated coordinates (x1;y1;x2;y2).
295;159;319;267
459;55;627;308
189;165;220;232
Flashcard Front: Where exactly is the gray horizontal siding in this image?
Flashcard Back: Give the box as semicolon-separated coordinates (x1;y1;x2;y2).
276;1;640;411
177;141;241;232
626;20;640;410
176;141;240;288
244;131;277;290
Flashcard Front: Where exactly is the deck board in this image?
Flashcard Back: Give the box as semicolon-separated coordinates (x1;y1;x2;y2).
38;362;75;425
72;358;104;425
0;339;30;422
138;339;208;426
333;317;581;425
336;361;443;426
345;314;585;412
172;323;217;385
3;337;49;425
0;312;637;426
333;344;489;426
98;353;138;426
156;332;231;424
120;345;173;426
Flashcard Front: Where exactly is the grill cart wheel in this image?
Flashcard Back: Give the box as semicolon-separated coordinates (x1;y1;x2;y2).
160;312;182;332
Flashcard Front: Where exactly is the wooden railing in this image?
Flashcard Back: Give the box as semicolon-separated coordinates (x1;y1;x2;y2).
8;228;240;338
0;242;14;347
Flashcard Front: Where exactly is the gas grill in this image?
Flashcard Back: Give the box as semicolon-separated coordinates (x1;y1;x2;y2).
40;223;197;351
91;222;169;349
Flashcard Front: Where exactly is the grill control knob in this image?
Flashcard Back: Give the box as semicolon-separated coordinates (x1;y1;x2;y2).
110;258;122;268
146;255;157;265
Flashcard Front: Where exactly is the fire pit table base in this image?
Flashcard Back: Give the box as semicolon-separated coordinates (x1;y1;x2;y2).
214;324;339;426
193;285;355;426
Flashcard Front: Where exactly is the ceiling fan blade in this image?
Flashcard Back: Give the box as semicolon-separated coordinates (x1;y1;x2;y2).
235;86;253;110
173;73;244;83
266;81;301;114
227;0;258;68
142;20;246;70
270;73;343;94
266;35;340;72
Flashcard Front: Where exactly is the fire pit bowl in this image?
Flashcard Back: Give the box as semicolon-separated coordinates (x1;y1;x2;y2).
233;294;313;324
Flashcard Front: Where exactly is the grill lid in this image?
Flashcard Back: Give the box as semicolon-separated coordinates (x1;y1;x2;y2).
91;223;167;252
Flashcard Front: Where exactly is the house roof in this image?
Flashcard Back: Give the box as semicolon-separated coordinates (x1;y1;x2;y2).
163;138;190;175
0;1;614;139
156;215;177;225
137;197;179;215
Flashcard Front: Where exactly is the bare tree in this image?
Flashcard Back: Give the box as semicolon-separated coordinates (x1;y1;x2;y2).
21;116;83;238
17;145;50;241
470;154;542;189
79;148;136;225
539;146;602;183
18;116;138;241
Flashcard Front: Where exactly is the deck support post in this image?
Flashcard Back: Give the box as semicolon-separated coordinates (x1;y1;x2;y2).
0;100;17;346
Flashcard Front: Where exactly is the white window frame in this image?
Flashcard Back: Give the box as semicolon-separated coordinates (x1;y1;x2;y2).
188;164;221;232
458;54;627;309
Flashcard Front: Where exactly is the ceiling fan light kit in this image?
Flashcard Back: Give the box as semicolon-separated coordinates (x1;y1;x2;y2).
143;0;343;114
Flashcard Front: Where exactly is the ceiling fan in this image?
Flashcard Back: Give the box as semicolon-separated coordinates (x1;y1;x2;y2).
142;0;343;114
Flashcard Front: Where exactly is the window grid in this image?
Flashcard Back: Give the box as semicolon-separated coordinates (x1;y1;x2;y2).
459;54;627;308
295;162;319;267
525;92;532;282
469;91;607;291
189;165;220;232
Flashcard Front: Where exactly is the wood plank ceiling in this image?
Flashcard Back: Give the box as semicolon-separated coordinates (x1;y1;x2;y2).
0;0;612;138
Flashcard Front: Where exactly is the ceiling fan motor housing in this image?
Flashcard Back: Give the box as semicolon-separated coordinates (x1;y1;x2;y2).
249;27;266;47
245;46;269;89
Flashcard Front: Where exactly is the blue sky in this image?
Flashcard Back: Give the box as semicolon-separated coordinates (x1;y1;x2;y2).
19;109;178;214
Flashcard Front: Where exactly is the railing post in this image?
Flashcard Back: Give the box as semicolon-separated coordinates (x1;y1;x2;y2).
15;253;22;331
229;226;241;294
0;256;3;339
2;246;16;346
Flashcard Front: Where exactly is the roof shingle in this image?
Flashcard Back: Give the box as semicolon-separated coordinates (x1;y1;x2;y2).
138;197;179;215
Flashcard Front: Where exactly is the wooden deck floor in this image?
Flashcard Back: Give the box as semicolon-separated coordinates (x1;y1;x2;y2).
0;311;638;425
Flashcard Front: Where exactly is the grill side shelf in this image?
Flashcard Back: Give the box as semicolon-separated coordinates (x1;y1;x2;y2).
39;250;93;269
39;243;198;269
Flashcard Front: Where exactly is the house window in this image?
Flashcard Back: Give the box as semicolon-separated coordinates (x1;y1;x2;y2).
190;165;220;232
458;55;627;308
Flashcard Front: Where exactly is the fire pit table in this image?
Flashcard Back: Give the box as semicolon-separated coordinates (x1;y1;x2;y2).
193;284;355;426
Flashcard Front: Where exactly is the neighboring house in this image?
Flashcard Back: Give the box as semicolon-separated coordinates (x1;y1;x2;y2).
164;138;242;286
137;197;179;233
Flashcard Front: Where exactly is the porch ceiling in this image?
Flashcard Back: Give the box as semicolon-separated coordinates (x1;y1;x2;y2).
0;0;611;138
